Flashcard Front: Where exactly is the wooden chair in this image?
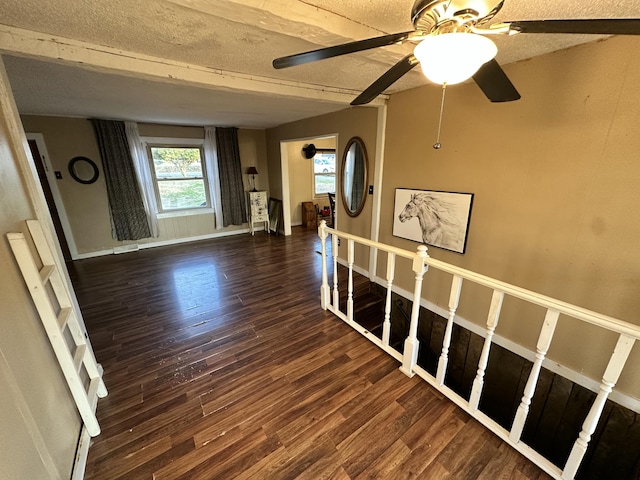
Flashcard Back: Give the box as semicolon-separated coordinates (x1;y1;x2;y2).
327;192;335;227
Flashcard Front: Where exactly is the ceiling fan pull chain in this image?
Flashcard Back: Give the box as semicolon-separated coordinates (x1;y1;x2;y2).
433;83;447;149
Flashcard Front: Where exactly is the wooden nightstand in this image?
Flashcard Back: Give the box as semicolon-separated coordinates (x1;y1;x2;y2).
247;191;269;235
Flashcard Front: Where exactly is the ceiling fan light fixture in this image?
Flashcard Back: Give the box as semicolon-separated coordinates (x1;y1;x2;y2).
414;32;498;85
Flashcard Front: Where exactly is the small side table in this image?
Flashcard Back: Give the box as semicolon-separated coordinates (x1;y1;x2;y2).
247;191;269;235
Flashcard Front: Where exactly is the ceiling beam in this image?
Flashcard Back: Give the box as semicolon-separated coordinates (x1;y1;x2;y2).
168;0;391;38
0;25;387;106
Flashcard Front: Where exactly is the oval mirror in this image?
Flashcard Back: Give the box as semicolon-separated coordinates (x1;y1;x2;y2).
68;156;99;184
340;137;368;217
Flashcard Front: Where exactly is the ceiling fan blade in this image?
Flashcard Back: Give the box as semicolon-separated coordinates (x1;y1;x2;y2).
509;19;640;35
472;59;520;103
273;31;415;69
351;54;418;106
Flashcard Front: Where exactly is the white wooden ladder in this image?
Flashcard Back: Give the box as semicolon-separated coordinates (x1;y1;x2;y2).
7;219;107;437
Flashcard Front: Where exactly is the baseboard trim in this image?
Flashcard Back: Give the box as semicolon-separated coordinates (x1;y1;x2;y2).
73;228;251;260
71;427;91;480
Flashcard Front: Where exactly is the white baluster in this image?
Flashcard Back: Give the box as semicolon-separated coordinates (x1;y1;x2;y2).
469;289;504;411
332;233;339;310
436;275;463;386
400;245;429;378
382;253;396;347
347;239;355;323
562;334;636;480
510;309;559;442
318;220;330;310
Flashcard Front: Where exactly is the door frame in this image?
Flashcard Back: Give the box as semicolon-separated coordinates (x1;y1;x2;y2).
280;134;338;236
25;133;78;259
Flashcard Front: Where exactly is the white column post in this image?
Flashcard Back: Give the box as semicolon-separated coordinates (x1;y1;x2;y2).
436;275;463;386
318;220;330;310
469;289;504;411
382;252;396;347
510;309;559;442
399;245;429;377
561;334;636;480
346;239;355;323
332;233;339;310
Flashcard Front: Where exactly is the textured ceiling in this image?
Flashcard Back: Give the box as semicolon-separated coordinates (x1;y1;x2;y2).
1;0;639;128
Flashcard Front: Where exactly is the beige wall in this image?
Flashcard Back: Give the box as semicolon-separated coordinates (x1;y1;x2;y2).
0;60;80;479
20;116;269;255
380;36;640;397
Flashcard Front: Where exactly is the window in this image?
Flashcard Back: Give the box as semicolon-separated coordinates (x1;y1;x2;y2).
147;144;210;212
313;152;336;197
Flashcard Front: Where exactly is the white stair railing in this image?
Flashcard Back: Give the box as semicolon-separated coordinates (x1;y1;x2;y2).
318;221;639;480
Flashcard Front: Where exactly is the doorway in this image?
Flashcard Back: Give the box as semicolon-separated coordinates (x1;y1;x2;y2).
26;134;74;261
280;135;337;236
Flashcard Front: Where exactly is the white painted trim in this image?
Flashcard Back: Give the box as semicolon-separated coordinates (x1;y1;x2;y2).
280;141;292;236
75;249;114;260
72;428;91;480
373;274;640;413
71;363;103;480
25;133;79;259
368;104;387;281
0;25;386;106
74;227;252;259
157;208;214;219
140;137;203;146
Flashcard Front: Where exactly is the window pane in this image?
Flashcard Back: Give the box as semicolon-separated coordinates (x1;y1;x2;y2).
313;153;336;174
151;147;203;179
315;174;335;195
158;179;207;210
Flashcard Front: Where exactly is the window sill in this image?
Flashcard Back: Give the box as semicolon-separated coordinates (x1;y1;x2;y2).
157;208;214;219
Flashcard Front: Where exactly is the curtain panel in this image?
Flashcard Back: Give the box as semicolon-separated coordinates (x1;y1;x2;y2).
204;127;224;229
215;127;247;227
124;121;159;237
91;119;152;241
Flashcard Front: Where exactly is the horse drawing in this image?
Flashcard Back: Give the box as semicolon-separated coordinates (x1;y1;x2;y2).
398;193;466;251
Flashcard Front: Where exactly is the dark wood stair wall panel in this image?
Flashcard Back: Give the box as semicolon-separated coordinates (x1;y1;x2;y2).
443;326;473;399
358;287;640;479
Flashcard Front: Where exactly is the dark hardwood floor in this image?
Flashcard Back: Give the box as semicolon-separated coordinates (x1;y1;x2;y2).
70;227;552;479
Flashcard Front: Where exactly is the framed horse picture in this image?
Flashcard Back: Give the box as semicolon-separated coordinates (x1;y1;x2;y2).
393;188;474;254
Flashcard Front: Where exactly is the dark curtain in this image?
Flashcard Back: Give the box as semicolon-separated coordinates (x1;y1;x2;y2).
351;145;365;212
215;127;247;226
91;119;151;241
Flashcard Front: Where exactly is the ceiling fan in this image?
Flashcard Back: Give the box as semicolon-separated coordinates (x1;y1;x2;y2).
273;0;640;106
